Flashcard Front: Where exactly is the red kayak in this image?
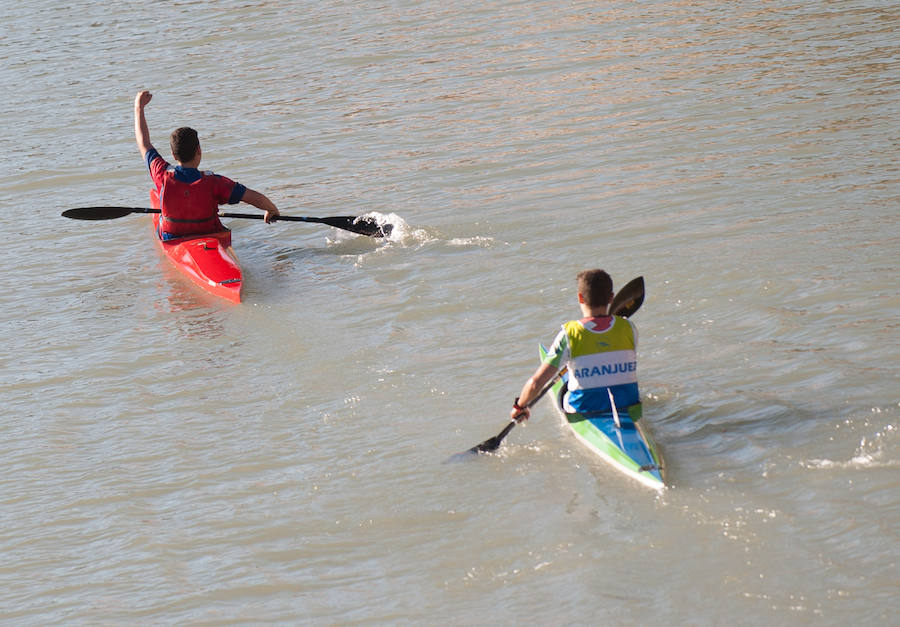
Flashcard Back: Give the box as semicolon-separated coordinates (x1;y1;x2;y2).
149;190;242;303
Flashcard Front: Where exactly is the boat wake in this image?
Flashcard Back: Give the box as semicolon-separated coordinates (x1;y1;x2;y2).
326;211;500;251
802;422;898;470
802;455;900;470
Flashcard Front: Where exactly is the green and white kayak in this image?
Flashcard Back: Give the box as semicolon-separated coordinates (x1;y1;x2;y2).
540;345;666;491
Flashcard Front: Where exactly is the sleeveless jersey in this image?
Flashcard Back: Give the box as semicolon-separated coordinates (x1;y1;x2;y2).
545;316;640;414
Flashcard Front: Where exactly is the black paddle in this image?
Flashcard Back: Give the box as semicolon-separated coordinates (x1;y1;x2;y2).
464;369;567;455
61;206;392;238
464;275;645;455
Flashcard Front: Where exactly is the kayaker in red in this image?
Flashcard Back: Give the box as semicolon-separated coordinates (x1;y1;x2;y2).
133;90;280;240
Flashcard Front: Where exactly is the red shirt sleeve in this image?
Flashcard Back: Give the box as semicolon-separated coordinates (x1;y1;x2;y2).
210;174;246;205
145;148;169;191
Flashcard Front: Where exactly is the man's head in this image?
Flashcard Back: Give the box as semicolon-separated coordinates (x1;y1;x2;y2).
577;269;614;309
170;127;200;164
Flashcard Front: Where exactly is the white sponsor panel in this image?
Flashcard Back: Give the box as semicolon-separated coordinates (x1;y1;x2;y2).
567;350;637;390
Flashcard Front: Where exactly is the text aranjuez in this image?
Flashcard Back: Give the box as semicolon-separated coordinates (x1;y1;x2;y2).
572;361;637;379
566;348;638;390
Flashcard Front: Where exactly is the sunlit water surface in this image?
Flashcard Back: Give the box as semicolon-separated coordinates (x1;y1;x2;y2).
1;1;897;624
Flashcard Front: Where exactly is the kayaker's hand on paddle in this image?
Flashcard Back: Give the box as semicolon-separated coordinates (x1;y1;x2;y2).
511;399;530;423
510;363;559;424
264;206;280;224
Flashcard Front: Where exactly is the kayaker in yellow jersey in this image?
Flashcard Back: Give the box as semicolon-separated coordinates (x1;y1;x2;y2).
133;90;280;240
511;269;641;422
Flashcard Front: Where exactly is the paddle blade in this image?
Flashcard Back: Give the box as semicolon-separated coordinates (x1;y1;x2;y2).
62;207;150;220
316;215;393;238
468;421;517;454
610;276;644;318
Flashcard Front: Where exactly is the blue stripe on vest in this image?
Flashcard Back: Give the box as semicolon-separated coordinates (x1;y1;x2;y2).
567;382;639;414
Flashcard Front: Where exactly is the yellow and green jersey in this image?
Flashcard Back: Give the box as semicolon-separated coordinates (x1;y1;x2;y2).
542;316;640;414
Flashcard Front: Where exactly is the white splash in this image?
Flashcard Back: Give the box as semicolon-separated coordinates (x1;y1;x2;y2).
327;211;500;251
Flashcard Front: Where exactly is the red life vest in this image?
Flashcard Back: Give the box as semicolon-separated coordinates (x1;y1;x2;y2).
158;166;226;237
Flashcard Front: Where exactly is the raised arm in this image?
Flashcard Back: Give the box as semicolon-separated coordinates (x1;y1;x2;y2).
134;90;154;159
241;188;281;224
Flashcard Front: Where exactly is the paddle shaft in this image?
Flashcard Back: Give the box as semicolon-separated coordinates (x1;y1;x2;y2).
61;206;390;237
470;369;566;453
80;207;354;224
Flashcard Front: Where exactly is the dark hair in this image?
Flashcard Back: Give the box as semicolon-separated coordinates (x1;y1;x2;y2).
577;269;613;308
170;127;200;163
